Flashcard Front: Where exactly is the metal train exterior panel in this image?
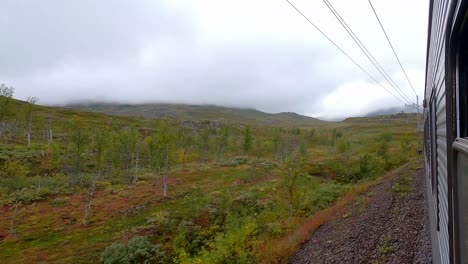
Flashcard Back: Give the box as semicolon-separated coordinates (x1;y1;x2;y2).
425;1;451;262
425;0;468;263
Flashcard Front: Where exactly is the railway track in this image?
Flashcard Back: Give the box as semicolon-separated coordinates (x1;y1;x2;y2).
290;161;432;263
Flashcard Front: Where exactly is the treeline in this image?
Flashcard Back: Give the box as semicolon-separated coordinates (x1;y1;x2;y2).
0;86;317;196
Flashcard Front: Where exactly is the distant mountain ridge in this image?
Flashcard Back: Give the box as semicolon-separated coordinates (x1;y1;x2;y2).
365;106;418;117
65;102;324;127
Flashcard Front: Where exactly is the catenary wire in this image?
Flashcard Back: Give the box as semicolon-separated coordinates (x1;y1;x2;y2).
285;0;406;104
367;0;418;99
322;0;413;104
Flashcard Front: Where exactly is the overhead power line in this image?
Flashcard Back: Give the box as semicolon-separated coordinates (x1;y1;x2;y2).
285;0;406;104
367;0;418;98
322;0;412;104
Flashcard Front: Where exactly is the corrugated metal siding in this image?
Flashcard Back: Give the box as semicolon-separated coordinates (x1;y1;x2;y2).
437;86;449;264
425;0;454;263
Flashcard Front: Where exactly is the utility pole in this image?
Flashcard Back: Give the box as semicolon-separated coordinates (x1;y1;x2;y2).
406;96;423;153
416;95;419;132
405;97;421;131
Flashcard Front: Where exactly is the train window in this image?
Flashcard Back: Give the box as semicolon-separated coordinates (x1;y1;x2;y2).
454;140;468;262
458;12;468;138
454;7;468;262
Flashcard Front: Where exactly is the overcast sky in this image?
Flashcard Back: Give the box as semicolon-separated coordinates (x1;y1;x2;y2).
1;0;428;119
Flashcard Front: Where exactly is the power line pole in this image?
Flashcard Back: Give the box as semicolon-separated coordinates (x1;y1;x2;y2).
405;97;421;130
406;96;423;153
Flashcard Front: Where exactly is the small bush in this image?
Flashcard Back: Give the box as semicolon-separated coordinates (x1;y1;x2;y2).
172;220;211;257
264;221;284;237
358;154;371;175
102;236;164;264
219;156;249;167
8;187;55;204
1;161;29;177
334;154;382;183
94;180;112;191
329;161;354;182
197;217;258;263
231;193;265;214
146;211;170;226
377;132;393;142
255;159;277;169
309;183;347;210
337;138;350;153
306;162;322;176
49;197;70;207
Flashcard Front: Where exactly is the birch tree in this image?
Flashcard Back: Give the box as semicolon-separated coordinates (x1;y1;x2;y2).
93;130;109;179
82;184;94;226
153;121;175;197
243;126;252;155
147;130;163;186
216;126;229;160
0;85;14;141
69;124;89;188
9;192;20;236
47;114;53;144
25;97;39;147
197;127;211;165
282;144;307;218
175;127;192;167
82;130;110;226
114;128;138;185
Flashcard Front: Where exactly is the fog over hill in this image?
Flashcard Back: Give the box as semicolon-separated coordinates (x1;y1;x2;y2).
66;102;324;127
2;0;427;119
65;101;419;124
365;106;418;117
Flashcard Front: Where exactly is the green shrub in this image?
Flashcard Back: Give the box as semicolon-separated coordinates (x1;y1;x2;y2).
377;132;393;142
0;174;66;205
172;220;212;257
197;217;258;263
376;141;389;158
231;193;265;215
329;161;354;182
49;197;70;207
146;211;170;226
309;183;347;210
220;156;249;167
400;135;412;153
255;159;277;169
333;153;385;183
337;138;350;154
1;161;29;177
358;154;371;177
264;221;284;237
94;180;112;190
102;236;164;264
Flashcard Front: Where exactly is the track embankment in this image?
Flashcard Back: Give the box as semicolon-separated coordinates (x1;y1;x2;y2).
290;161;432;264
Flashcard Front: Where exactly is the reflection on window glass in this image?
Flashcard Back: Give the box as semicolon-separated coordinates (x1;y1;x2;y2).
458;153;468;263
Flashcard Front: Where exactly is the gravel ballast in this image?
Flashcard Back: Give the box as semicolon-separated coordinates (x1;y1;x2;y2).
290;163;432;264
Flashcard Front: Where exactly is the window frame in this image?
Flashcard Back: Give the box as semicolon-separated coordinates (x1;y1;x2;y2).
456;15;468;139
450;2;468;262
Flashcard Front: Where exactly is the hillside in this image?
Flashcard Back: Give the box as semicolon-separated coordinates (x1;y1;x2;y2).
343;113;419;125
365;106;418;117
65;102;324;127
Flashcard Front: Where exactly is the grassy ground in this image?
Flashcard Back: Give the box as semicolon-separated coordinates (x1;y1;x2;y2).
0;99;421;263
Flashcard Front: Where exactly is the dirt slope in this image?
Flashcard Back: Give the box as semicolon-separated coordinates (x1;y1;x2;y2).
290;162;432;264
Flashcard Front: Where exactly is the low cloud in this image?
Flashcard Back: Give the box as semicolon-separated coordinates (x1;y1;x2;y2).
1;0;428;119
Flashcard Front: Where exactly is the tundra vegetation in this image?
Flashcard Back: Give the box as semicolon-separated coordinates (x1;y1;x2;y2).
0;87;419;263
